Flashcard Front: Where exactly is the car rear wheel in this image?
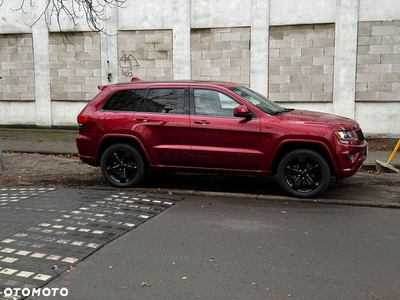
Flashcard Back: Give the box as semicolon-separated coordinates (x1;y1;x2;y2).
277;149;330;198
100;143;145;188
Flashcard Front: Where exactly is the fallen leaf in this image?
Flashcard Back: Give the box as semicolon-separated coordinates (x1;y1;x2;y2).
60;280;69;287
141;282;151;287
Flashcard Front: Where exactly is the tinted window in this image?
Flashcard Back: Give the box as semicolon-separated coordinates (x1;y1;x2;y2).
146;88;185;114
102;89;146;111
194;89;239;117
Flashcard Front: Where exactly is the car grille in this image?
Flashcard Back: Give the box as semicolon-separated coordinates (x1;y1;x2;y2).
356;128;365;142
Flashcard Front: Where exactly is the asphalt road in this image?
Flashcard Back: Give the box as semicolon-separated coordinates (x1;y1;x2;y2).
4;191;394;300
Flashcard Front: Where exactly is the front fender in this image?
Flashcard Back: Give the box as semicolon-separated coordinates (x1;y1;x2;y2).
265;136;339;175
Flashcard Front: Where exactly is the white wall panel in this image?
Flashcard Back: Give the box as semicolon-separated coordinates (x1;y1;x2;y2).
51;102;87;127
270;0;335;25
359;0;400;21
118;0;173;30
0;2;35;33
356;103;400;137
0;102;36;125
191;0;251;28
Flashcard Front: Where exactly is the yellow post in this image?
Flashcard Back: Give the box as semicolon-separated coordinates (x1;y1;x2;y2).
387;139;400;164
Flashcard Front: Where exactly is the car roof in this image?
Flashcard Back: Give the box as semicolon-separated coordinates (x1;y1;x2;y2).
99;79;241;91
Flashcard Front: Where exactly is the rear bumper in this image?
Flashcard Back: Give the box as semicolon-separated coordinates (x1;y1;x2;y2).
78;154;96;166
76;134;97;166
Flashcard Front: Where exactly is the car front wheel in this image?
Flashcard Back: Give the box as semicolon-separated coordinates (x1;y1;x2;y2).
277;149;331;198
100;143;145;188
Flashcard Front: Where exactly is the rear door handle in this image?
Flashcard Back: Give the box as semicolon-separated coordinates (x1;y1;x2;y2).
194;120;210;125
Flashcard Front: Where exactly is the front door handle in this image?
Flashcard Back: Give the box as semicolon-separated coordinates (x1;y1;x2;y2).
194;120;210;125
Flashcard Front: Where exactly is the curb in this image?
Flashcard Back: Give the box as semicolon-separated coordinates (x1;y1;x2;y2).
70;185;400;209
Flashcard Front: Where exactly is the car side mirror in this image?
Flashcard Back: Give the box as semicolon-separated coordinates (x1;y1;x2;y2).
234;105;253;119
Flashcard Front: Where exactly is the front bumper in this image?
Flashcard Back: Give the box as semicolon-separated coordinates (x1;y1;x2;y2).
334;140;368;179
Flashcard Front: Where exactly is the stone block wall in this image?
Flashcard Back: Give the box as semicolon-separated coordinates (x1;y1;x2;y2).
268;24;335;102
118;30;173;82
191;27;250;86
49;32;101;101
356;21;400;102
0;34;35;101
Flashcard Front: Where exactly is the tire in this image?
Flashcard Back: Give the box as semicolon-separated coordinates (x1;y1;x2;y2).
277;149;331;198
100;143;145;188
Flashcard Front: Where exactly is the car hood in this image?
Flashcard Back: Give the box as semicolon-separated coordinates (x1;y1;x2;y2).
279;110;359;129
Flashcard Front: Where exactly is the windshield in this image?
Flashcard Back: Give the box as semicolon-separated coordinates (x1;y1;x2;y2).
230;86;291;115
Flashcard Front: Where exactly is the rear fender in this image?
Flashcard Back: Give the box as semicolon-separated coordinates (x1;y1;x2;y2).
95;134;152;167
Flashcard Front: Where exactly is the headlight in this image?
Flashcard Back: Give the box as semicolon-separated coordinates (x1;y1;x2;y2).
334;130;355;141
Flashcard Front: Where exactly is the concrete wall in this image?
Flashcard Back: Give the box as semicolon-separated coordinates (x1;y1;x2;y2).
191;27;250;86
0;0;399;136
268;24;335;102
118;30;173;82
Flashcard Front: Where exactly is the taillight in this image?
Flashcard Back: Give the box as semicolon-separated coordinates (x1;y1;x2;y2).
77;115;90;127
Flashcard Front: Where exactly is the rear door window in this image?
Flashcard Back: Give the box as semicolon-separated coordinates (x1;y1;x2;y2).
102;89;146;111
145;88;186;114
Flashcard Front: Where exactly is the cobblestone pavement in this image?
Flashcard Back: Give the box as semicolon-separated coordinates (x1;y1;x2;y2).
0;187;183;300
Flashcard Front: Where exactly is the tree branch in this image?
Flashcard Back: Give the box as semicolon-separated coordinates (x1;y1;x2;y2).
1;0;127;35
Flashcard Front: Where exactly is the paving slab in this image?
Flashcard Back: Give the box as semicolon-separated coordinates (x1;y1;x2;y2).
0;187;183;300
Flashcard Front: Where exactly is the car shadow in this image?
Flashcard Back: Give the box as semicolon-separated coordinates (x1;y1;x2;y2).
140;171;285;196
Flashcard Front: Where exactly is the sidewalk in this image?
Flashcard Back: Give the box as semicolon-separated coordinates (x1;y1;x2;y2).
0;128;78;155
0;127;399;169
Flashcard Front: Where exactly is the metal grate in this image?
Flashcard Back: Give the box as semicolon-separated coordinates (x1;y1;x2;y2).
356;128;365;142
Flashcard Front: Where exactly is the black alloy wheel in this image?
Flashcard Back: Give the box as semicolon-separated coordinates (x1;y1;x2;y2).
277;149;331;198
100;143;145;188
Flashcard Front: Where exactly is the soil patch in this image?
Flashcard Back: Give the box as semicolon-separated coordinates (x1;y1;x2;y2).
1;152;399;206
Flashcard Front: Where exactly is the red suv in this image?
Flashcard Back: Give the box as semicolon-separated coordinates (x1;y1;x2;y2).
76;80;367;198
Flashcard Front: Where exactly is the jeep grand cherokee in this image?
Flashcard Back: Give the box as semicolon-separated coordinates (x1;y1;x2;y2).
76;80;367;198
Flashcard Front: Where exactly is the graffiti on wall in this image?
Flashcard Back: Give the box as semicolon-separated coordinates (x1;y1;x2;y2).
119;54;140;77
